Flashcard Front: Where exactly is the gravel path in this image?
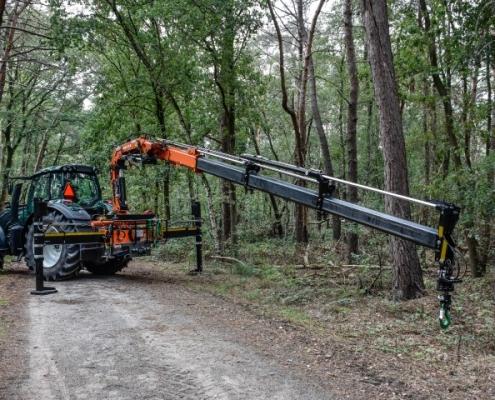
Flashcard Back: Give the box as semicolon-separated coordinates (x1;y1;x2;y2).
6;270;334;400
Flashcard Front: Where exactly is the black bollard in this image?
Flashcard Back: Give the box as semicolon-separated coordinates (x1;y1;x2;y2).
31;198;57;295
191;201;203;273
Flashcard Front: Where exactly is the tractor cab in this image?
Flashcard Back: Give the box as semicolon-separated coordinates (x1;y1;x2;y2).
21;164;107;222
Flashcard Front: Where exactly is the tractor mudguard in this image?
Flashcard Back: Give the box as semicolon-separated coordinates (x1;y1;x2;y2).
48;200;92;222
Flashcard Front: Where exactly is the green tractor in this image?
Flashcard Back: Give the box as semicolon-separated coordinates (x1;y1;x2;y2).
0;164;128;280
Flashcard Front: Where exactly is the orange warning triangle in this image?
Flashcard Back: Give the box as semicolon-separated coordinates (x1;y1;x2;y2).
63;182;76;200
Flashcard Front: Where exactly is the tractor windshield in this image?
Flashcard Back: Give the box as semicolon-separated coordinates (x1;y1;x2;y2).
62;172;100;207
27;171;101;208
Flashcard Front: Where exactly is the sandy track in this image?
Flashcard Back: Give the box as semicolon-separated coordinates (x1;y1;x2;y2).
3;267;334;400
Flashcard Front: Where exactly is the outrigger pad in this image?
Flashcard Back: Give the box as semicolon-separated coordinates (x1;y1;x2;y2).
31;287;57;295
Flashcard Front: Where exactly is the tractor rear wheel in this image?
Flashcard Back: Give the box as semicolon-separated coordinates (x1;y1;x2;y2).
85;258;129;275
25;210;82;280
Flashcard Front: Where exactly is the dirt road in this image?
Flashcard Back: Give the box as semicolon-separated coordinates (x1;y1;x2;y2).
1;264;335;400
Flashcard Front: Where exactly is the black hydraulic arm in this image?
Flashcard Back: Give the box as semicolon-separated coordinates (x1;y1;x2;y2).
194;152;461;329
197;158;439;248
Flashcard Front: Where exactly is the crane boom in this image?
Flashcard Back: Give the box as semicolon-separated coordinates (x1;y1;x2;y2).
106;136;461;328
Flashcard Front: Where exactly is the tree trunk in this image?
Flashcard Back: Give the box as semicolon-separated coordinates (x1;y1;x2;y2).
294;0;309;244
362;0;424;299
480;51;493;270
418;0;462;170
216;6;237;245
0;145;13;209
220;109;236;243
421;81;432;241
20;132;32;175
268;0;304;242
338;57;346;180
153;85;167;135
33;130;49;173
267;0;325;244
154;181;159;215
344;0;359;260
52;132;67;165
308;55;340;240
201;175;222;255
186;171;196;206
251;128;283;236
423;83;431;187
163;168;170;221
419;0;484;274
466;235;483;277
0;1;22;105
0;0;7;27
365;85;374;185
152;86;172;226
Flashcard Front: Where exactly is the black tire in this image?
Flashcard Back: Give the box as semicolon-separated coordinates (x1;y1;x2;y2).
85;258;129;275
25;210;82;280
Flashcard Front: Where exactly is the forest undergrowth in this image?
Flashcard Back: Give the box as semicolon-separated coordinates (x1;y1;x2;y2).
155;233;495;397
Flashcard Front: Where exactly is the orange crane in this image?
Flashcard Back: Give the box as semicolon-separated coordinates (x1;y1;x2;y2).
89;136;461;328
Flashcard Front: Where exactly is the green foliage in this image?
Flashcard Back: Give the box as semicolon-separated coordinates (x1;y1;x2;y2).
0;0;492;285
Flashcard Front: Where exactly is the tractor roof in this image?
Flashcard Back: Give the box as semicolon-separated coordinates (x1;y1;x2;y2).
32;164;98;178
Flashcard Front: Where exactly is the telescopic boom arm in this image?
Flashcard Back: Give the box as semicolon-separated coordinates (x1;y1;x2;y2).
110;136;461;328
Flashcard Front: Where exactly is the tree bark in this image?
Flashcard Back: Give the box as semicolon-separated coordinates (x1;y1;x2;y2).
308;55;341;240
52;132;67;166
0;145;13;208
33;130;49;173
482;49;493;270
423;82;431;187
344;0;359;260
220;108;236;243
0;0;7;27
419;0;485;275
362;0;424;299
154;181;159;215
201;174;222;255
20;131;32;176
418;0;462;170
267;0;307;243
338;57;346;179
251;128;283;236
212;3;238;245
0;1;21;105
363;46;375;187
267;0;325;243
162;168;171;221
461;64;479;170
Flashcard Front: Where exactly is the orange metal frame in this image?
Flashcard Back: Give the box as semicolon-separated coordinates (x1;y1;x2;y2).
110;137;200;213
91;137;201;249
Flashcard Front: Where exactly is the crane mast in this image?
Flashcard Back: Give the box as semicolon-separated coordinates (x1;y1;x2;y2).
103;136;461;328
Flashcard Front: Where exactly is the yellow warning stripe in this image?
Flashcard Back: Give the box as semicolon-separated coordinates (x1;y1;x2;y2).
440;240;448;262
438;225;444;238
163;227;195;233
44;232;105;238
